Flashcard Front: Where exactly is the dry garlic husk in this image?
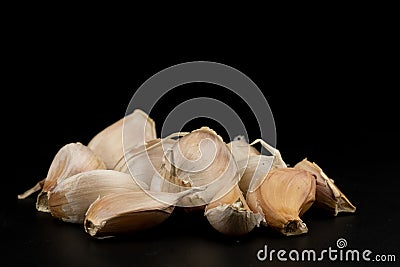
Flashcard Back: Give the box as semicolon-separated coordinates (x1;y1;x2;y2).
152;127;239;207
18;142;106;213
88;109;156;169
294;158;356;216
204;184;263;236
233;139;287;196
247;168;316;236
114;137;177;188
237;155;275;196
48;169;146;223
84;191;180;238
227;135;260;163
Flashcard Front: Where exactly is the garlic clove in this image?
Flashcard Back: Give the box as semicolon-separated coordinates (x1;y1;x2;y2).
157;127;239;207
227;135;260;163
231;138;286;196
84;187;201;238
114;137;177;189
237;155;275;196
17;142;106;212
247;168;316;236
294;158;356;216
205;184;263;236
48;169;147;223
88;109;156;169
84;191;174;238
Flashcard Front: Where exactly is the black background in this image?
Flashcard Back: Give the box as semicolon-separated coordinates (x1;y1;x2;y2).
2;16;398;267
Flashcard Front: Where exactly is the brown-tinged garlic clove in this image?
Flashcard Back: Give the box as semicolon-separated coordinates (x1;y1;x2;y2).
88;109;156;169
294;158;356;216
48;169;146;223
84;191;175;238
247;168;316;236
205;184;263;236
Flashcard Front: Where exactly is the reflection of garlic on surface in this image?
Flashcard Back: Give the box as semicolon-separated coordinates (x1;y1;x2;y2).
205;184;263;236
18;142;106;213
294;158;356;216
247;168;316;236
88;109;157;169
48;169;146;223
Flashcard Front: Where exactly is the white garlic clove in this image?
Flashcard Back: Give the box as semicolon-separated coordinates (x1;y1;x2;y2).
114;137;177;188
205;184;263;236
227;135;260;163
17;142;106;212
157;127;239;207
48;169;147;223
88;109;156;169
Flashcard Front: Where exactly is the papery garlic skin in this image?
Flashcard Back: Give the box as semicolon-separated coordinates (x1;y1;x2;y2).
35;142;106;212
48;170;146;223
227;135;260;163
205;184;263;236
154;127;238;208
84;191;174;238
114;138;177;189
88;109;156;169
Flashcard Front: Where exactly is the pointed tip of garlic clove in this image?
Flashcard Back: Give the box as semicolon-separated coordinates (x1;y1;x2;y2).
17;179;45;199
88;109;157;169
337;195;357;214
294;158;357;216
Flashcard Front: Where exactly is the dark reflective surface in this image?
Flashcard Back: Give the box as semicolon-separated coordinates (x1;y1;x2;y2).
2;163;398;267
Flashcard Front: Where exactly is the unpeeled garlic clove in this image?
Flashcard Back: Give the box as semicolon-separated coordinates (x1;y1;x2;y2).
237;155;275;196
294;158;356;216
48;169;147;223
88;109;157;169
18;142;106;212
227;135;260;163
154;127;239;207
84;191;175;238
233;138;286;196
114;137;177;188
205;184;263;236
247;168;316;236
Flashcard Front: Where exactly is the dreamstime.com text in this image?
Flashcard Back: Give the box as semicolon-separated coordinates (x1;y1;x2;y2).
257;238;396;263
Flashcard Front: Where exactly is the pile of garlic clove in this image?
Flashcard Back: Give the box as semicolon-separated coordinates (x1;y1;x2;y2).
18;109;356;238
